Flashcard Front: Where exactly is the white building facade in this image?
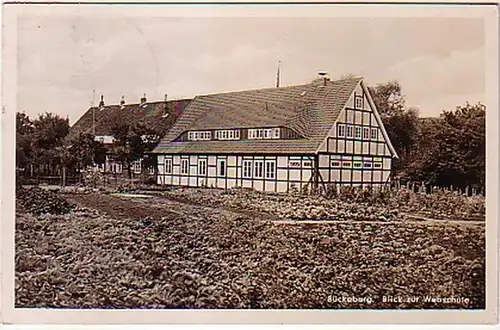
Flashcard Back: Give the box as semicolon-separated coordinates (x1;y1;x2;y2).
153;77;398;193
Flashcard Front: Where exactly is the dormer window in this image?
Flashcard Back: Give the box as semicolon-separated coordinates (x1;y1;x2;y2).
187;131;211;141
215;129;240;140
248;128;280;140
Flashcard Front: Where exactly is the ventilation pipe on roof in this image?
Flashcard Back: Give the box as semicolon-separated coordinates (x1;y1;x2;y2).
120;95;125;106
140;93;147;104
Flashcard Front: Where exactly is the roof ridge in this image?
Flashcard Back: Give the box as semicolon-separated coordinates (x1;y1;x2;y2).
86;98;192;110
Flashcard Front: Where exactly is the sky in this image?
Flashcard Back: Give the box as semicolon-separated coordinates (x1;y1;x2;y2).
16;12;485;124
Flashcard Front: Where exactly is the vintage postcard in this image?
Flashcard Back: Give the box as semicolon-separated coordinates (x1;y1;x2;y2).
1;2;498;326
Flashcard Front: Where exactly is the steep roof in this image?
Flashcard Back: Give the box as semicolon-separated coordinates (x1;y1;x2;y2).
153;77;362;155
69;98;192;139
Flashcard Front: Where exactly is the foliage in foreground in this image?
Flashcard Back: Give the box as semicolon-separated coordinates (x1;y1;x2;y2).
162;187;485;221
15;195;485;309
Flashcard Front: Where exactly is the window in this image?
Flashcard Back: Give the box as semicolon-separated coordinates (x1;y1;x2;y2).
254;160;264;178
216;129;241;140
243;160;253;178
346;125;354;138
217;159;226;177
302;161;312;167
337;124;345;137
374;162;382;169
355;96;363;109
148;166;155;174
371;128;378;140
133;160;142;174
363;127;370;140
353;162;362;168
181;159;189;175
248;128;280;140
342;161;352;168
116;163;122;173
364;162;373;169
187;131;211;141
355;127;362;139
198;159;207;176
273;128;280;138
331;161;341;168
265;160;276;179
165;158;173;174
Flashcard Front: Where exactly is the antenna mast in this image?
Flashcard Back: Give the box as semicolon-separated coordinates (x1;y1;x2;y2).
276;60;281;88
91;89;96;136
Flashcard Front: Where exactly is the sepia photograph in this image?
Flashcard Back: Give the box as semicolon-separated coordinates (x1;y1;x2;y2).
2;2;498;325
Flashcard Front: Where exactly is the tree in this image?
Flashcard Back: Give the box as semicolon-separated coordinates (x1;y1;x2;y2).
30;113;71;175
110;121;162;179
16;113;34;169
62;133;107;180
368;81;419;172
404;102;485;191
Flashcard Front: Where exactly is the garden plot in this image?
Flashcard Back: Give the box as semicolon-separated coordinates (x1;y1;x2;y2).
15;191;485;309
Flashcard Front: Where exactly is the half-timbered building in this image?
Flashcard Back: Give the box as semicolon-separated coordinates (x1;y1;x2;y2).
152;76;398;192
70;94;192;176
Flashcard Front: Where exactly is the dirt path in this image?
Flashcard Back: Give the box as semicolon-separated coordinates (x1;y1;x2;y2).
65;193;259;222
66;192;484;227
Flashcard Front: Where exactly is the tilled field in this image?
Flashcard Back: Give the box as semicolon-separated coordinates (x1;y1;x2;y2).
15;191;485;309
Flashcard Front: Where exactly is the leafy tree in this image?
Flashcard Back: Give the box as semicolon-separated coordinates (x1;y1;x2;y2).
63;133;106;174
404;102;485;191
368;81;419;172
29;113;71;173
16;113;34;169
110;121;162;179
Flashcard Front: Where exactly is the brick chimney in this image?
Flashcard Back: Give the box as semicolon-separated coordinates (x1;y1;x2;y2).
120;95;125;106
98;95;105;107
140;93;147;104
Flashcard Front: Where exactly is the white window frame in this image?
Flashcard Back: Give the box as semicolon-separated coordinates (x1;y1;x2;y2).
371;128;378;140
272;128;280;139
188;131;211;141
353;161;362;169
254;160;264;178
165;158;173;174
346;125;353;138
148;166;155;174
243;160;252;178
215;129;240;140
198;159;207;176
355;126;362;139
217;159;226;177
265;160;276;179
363;127;370;140
337;124;346;137
180;159;189;175
374;162;382;169
248;128;279;140
133;160;142;174
364;162;373;169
